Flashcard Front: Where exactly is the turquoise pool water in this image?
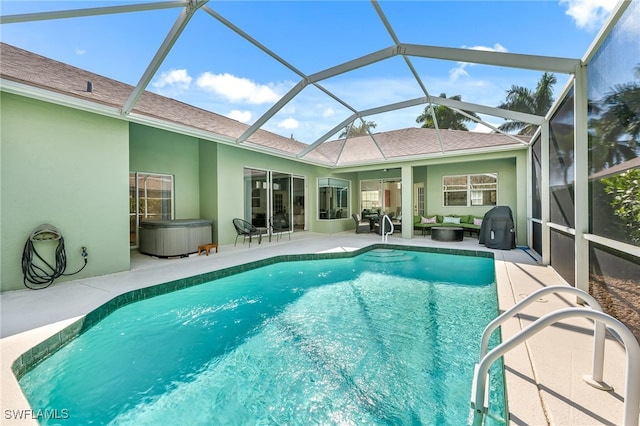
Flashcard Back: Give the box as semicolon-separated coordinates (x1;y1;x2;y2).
19;249;505;425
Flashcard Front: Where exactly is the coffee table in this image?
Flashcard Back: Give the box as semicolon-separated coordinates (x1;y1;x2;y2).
431;227;464;242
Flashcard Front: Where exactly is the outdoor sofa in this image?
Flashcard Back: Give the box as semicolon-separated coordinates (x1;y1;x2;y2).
413;214;484;237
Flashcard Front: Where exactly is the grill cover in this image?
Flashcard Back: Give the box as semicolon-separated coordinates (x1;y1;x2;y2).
479;206;516;250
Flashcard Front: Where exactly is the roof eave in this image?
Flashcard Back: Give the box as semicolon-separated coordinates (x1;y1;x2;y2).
1;78;123;119
334;143;528;169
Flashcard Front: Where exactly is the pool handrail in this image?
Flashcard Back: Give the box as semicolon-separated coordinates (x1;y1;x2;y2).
380;214;394;242
471;308;640;426
479;285;608;387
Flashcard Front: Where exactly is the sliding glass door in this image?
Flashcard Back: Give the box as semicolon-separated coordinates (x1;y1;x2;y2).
244;168;305;233
359;179;402;218
292;176;305;230
245;168;268;227
272;171;292;232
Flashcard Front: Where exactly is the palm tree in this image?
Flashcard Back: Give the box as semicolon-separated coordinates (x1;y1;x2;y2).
588;64;640;172
416;93;479;130
339;120;377;138
497;72;557;135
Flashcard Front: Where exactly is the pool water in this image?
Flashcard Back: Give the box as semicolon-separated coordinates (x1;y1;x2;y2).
20;249;506;425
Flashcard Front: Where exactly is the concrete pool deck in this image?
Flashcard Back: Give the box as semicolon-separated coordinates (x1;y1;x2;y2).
1;231;635;425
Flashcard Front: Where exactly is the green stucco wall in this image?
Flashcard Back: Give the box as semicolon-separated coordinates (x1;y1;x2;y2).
199;140;219;242
214;144;341;245
129;124;200;220
414;153;527;245
1;93;130;291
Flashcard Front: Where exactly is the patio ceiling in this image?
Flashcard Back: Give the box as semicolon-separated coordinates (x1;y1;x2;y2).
1;1;589;165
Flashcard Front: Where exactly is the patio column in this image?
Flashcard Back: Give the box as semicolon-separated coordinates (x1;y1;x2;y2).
574;63;589;293
516;151;527;247
401;165;413;239
541;120;550;265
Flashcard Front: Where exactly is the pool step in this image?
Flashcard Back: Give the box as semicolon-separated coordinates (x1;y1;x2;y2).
360;249;414;263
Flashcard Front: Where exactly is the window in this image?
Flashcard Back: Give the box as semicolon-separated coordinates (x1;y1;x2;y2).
360;179;402;216
318;178;349;219
361;190;380;210
443;173;497;207
129;172;174;246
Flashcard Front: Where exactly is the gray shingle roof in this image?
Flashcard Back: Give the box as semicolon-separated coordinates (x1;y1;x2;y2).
1;42;529;167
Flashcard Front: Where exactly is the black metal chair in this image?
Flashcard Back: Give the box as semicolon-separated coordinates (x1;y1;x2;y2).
232;218;262;247
352;214;371;234
270;213;291;241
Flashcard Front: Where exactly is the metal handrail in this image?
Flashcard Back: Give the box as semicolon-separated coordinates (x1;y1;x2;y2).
470;308;640;426
380;214;394;242
479;286;608;388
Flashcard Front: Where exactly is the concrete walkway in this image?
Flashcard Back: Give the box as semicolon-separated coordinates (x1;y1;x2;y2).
1;232;635;425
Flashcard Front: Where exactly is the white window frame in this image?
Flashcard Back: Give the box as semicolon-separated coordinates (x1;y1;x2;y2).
443;173;498;207
317;177;350;220
129;171;175;247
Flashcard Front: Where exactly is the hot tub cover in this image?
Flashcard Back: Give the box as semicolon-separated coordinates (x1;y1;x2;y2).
139;219;212;228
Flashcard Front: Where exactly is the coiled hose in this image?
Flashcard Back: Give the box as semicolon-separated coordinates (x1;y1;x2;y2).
21;224;87;290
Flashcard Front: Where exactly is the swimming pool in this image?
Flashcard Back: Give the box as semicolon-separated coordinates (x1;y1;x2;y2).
18;247;506;425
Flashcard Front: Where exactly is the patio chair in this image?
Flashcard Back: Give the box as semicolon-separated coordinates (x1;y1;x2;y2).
352;214;371;234
270;213;291;242
232;218;262;247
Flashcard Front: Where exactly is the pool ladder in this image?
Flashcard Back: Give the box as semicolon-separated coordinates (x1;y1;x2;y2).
380;215;394;242
470;285;640;426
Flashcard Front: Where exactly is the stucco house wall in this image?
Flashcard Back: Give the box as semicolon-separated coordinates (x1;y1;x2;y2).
337;152;527;246
1;93;130;292
417;154;527;246
213;144;358;244
130;123;201;220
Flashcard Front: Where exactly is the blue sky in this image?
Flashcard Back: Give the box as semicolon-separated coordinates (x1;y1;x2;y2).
0;1;617;143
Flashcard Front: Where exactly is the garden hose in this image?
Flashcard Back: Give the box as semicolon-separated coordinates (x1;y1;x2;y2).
21;224;88;290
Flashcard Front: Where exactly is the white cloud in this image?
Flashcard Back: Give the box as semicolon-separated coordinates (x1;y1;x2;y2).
152;69;192;90
449;43;508;82
196;72;281;104
471;122;501;133
322;107;335;118
449;66;469;81
278;118;299;129
560;0;615;31
466;43;508;54
227;110;252;123
75;48;86;56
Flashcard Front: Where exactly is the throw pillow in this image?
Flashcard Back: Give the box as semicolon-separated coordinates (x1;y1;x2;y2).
443;216;461;224
420;216;436;224
473;218;483;226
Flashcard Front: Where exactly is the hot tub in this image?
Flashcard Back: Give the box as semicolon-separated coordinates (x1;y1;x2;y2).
139;219;212;257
